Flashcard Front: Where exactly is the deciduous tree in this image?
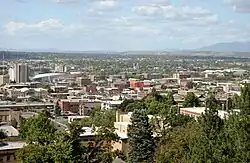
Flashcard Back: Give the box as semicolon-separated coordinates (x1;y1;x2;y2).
183;92;201;107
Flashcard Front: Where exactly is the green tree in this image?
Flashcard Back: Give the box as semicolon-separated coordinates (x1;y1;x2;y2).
54;101;61;116
119;99;135;112
16;144;54;163
193;95;224;162
156;122;201;163
67;121;86;162
154;87;250;163
128;109;155;163
149;88;162;101
146;100;162;115
19;111;56;145
54;107;61;116
76;109;121;162
238;84;250;115
48;132;74;163
164;92;176;105
124;100;145;112
183;92;201;107
222;113;250;162
226;97;233;111
18;112;76;163
232;94;241;110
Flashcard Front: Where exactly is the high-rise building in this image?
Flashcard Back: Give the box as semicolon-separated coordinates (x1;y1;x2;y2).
13;63;29;83
8;68;15;82
55;64;68;72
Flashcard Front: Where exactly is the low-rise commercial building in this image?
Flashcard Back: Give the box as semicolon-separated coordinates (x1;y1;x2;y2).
59;99;101;114
0;142;25;163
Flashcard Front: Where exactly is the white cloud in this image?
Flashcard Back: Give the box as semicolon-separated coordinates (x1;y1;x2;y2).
133;4;219;25
224;0;250;12
88;0;118;14
4;19;84;36
146;0;170;5
133;5;163;16
98;0;117;9
109;16;161;37
112;17;135;27
52;0;75;3
3;0;249;50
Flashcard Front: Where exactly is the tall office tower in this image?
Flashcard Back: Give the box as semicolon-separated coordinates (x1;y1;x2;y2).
14;63;29;83
8;67;15;82
0;53;9;85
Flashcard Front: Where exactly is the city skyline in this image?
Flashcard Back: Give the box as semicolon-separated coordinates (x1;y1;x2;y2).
1;0;250;51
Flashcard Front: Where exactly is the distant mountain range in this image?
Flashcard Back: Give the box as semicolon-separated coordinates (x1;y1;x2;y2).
199;41;250;52
1;41;250;54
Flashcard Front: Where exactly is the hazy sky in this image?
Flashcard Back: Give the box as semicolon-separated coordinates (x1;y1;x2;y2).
1;0;250;51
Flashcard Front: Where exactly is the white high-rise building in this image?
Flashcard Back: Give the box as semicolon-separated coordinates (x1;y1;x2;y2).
55;64;68;72
8;68;15;82
12;63;29;83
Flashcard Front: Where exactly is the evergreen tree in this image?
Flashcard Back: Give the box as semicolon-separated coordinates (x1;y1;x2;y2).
125;100;145;112
194;95;224;162
239;84;250;115
119;99;135;112
232;94;241;110
223;113;250;162
226;97;233;111
231;84;250;115
202;95;223;139
128;109;155;163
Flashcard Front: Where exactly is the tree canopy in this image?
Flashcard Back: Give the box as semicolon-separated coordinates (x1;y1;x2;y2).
128;109;155;163
183;92;201;107
17;109;123;163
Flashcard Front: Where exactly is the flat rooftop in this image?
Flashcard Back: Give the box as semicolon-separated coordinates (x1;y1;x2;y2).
0;142;25;151
0;102;54;109
180;107;206;115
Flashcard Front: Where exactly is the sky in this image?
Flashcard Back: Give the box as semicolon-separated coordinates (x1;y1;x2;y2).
0;0;250;51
